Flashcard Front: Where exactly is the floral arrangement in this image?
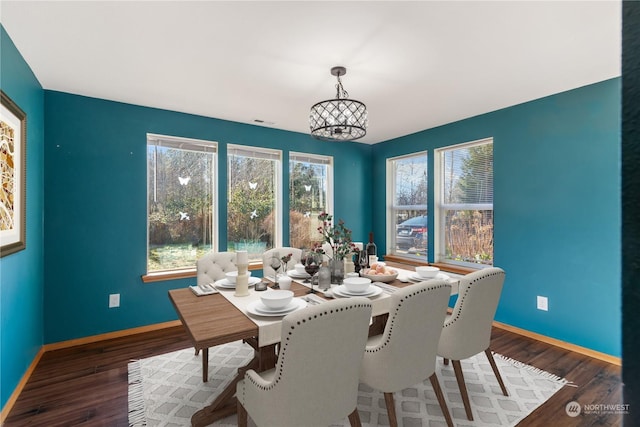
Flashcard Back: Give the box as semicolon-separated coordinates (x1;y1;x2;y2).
280;252;293;271
315;212;358;261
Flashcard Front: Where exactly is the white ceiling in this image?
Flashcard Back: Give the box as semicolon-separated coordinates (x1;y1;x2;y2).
1;1;621;144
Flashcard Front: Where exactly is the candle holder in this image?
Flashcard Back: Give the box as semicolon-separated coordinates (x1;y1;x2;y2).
234;251;250;297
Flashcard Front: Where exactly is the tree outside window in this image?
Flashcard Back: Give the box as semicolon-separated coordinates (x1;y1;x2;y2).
289;153;332;249
436;139;493;266
227;146;280;261
147;134;216;272
388;152;428;259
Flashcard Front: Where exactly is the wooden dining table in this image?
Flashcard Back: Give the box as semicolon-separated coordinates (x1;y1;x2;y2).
168;266;460;427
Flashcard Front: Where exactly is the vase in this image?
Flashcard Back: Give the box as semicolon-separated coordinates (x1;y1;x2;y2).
330;258;344;285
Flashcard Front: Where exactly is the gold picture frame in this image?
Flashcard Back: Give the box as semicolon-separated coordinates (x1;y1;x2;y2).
1;90;27;257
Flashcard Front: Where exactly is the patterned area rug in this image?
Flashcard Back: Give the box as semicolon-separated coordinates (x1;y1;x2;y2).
128;341;567;427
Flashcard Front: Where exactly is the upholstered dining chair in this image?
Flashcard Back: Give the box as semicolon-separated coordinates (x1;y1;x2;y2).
261;247;302;278
194;251;237;358
437;267;508;421
359;281;454;427
237;297;372;427
196;251;237;288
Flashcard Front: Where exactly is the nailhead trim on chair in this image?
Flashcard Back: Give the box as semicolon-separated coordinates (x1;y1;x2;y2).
365;283;451;354
244;302;373;391
442;269;505;329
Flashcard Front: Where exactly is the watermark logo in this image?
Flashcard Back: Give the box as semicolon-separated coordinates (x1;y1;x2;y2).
565;401;581;417
565;400;630;417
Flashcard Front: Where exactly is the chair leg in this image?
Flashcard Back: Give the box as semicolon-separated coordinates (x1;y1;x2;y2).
485;349;509;396
430;373;454;427
348;408;362;427
383;392;398;427
237;400;248;427
452;359;473;421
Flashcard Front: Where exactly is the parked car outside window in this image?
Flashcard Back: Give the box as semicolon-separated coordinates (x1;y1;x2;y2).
396;215;428;252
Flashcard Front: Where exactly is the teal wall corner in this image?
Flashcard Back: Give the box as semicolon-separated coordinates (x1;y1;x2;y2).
373;78;621;357
0;25;45;410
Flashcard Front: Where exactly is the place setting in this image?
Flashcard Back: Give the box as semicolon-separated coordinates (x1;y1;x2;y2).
286;262;311;280
246;290;308;317
332;277;383;299
213;271;262;289
407;266;455;283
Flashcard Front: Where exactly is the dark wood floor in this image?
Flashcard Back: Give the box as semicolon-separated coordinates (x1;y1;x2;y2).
4;325;622;426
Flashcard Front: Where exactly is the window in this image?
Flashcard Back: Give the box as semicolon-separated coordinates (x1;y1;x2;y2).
434;138;493;267
227;145;281;261
147;134;217;272
387;152;428;260
289;153;333;249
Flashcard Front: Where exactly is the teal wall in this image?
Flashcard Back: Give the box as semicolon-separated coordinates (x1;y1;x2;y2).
0;26;45;409
372;78;621;357
43;91;372;343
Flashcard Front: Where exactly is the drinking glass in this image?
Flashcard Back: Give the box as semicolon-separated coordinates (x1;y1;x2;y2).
359;251;369;275
270;255;282;288
304;252;321;293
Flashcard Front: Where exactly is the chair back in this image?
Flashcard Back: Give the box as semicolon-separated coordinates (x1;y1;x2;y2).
196;251;237;287
360;281;451;392
438;267;506;360
239;298;372;427
261;247;302;277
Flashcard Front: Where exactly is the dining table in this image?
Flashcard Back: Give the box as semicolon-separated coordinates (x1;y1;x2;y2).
168;263;461;427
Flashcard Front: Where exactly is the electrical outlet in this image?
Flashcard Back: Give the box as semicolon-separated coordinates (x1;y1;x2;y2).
109;293;120;308
536;295;548;311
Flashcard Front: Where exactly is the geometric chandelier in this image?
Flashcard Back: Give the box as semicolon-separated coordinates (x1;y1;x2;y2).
309;66;368;141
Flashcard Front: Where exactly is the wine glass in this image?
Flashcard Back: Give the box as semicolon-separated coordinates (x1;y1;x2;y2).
270;255;282;288
304;252;320;293
359;251;369;276
300;252;310;283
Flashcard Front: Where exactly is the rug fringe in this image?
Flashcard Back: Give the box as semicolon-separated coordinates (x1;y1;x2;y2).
494;352;569;384
127;360;147;427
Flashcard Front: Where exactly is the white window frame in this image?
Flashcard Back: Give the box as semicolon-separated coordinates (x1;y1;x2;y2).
386;151;428;260
146;133;218;273
434;137;493;268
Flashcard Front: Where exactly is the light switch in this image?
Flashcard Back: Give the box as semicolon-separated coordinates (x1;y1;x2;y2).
109;293;120;308
536;295;548;311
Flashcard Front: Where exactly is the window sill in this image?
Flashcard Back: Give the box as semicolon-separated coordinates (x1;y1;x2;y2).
141;263;264;283
382;255;476;275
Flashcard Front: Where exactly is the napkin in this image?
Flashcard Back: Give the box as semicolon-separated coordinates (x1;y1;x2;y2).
190;285;218;296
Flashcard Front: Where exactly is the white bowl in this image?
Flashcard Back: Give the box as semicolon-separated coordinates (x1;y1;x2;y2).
260;290;294;309
343;277;372;293
225;270;252;284
415;266;440;279
294;263;306;274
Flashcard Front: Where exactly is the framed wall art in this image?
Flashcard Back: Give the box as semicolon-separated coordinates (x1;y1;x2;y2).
0;90;27;257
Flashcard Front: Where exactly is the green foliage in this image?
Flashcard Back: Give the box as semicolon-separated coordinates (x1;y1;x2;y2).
226;154;276;246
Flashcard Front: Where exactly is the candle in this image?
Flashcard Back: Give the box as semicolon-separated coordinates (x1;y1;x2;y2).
236;250;248;265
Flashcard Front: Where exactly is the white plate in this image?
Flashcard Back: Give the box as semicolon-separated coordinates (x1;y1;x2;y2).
409;272;451;282
254;298;300;314
333;285;383;298
214;277;261;289
246;298;307;317
287;269;310;279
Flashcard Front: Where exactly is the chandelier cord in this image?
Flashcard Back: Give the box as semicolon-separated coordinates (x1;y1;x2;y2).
335;73;349;100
